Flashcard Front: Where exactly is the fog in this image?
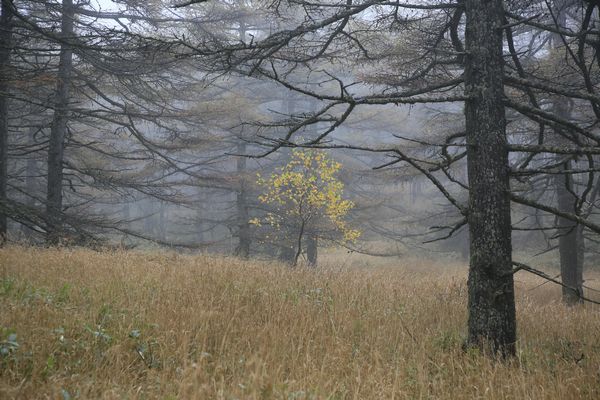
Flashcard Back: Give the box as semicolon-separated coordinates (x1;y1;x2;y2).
2;0;600;302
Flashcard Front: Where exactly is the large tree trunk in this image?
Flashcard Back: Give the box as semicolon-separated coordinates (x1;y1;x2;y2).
46;0;74;244
235;142;250;258
0;0;14;244
464;0;516;357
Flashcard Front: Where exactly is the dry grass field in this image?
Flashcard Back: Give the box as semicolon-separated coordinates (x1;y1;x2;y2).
1;246;599;399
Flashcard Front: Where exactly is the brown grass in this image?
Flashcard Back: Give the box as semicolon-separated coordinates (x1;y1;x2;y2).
1;246;599;399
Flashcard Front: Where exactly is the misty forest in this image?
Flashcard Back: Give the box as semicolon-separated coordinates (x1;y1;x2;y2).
1;0;600;398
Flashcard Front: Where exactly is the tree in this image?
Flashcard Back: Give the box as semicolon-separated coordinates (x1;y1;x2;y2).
45;0;74;244
251;149;359;266
550;0;583;305
463;0;515;356
180;0;600;356
1;0;250;246
0;0;14;244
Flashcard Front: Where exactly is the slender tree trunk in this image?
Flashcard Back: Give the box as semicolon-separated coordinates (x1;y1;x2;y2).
292;218;305;267
464;0;516;357
0;0;14;244
20;125;39;239
556;162;584;304
552;0;584;305
46;0;74;244
196;190;205;245
233;22;251;258
576;223;584;291
119;200;130;245
235;142;250;258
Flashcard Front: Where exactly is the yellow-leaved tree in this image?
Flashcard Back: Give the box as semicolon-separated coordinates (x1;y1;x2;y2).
250;149;360;266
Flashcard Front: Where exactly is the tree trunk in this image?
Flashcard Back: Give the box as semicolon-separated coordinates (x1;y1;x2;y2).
552;0;584;305
0;0;14;244
235;142;250;258
556;163;584;304
577;224;584;292
464;0;516;357
20;125;39;239
46;0;74;245
306;234;317;267
292;218;306;266
233;23;251;258
196;190;206;245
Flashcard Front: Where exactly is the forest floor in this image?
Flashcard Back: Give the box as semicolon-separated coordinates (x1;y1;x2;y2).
1;246;599;399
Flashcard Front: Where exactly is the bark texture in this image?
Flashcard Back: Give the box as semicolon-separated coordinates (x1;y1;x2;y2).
464;0;517;357
46;0;74;244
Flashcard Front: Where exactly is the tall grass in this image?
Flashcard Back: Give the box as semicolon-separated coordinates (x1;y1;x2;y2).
0;246;599;399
